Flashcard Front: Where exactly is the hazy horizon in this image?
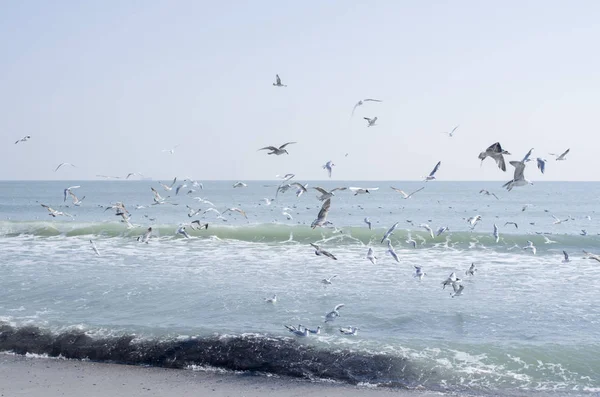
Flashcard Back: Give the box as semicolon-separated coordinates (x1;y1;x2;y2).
1;1;598;182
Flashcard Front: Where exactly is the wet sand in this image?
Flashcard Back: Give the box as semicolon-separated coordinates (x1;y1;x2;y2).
0;354;447;397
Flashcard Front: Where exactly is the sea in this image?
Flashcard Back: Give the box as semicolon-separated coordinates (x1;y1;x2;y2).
0;180;598;396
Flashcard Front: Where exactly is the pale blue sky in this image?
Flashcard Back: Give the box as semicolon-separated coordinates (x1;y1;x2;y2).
1;1;598;181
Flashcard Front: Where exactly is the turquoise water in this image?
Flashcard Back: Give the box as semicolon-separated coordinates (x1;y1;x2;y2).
0;180;599;395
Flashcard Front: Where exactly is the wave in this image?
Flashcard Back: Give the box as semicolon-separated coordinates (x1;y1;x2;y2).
1;220;598;249
0;323;422;388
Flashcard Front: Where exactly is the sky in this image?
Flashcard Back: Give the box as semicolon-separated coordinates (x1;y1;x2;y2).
1;1;599;181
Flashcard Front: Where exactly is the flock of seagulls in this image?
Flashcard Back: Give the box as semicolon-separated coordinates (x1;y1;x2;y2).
10;76;581;341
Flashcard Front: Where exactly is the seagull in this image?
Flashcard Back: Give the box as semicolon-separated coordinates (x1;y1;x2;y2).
581;229;588;236
562;251;570;263
321;275;337;285
523;240;537;255
536;158;547;174
14;135;31;144
223;207;247;219
304;326;321;335
186;205;202;218
54;163;76;172
451;283;465;298
504;221;518;229
150;187;166;203
363;116;378;127
583;250;600;262
293;183;308;198
310;243;337;260
325;304;344;322
552;215;568;225
414;266;426;280
137;227;152;243
363;217;372;230
233;182;247;188
386;239;400;263
339;327;359;336
126;172;144;179
262;198;273;206
522;204;532;212
465;263;477;276
425;161;441;181
68;190;86;206
284;325;309;337
441;125;459;137
162;145;179;154
40;204;72;218
381;222;399;243
543;236;557;244
478;142;511;171
549;148;570;161
264;294;277;304
390;186;425;199
436;226;449;236
273;74;287;87
311;198;331;229
282;211;293;220
420;223;434;238
493;224;499;242
63;186;80;202
159;177;177;191
479;189;499;200
90;240;100;256
175;184;187;195
502;158;532;191
366;247;377;264
322;161;335;178
467;215;482;228
276;173;295;181
442;272;461;289
313;186;346;201
258;142;296;155
406;234;417;248
349;187;379;195
177;226;191;238
190;220;209;230
351;99;382;116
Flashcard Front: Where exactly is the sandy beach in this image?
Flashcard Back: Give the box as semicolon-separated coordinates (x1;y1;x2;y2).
0;354;446;397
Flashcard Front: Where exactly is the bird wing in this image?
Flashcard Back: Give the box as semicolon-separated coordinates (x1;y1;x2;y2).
290;182;307;192
169;177;177;187
563;251;569;260
559;148;570;159
331;187;347;192
363;117;372;122
451;125;459;134
429;161;441;176
334;304;345;311
487;142;502;153
323;250;337;260
279;142;297;149
408;186;425;197
537;158;545;174
258;146;278;151
316;199;331;221
276;74;281;84
522;148;534;162
494;155;507;172
509;161;525;180
313;187;328;195
363;99;382;102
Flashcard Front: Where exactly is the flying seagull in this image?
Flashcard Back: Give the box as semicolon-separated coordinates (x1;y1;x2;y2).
177;226;191;239
322;161;335;178
158;177;177;191
381;222;399;243
273;74;287;87
162;145;179;155
258;142;296;155
502;157;532;191
478;142;511;171
479;189;499;200
349;187;378;195
363;116;378;127
311;198;331;229
310;243;337;260
504;221;518;229
223;207;248;219
40;204;73;218
441;125;459;137
325;303;344;322
390;186;425;199
90;239;100;256
549;148;570;161
493;223;499;242
364;217;372;230
54;163;76;172
366;247;377;264
63;186;80;202
523;240;537;255
536;158;547;174
351;98;382;116
414;266;426;280
562;251;570;263
451;283;465;298
312;187;346;201
321;275;337;285
15;135;31;144
425;161;441;181
386;239;400;263
137;227;152;243
442;272;461;289
233;182;247;188
465;263;477;276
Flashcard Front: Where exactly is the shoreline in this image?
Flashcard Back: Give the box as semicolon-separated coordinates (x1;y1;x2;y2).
0;353;447;397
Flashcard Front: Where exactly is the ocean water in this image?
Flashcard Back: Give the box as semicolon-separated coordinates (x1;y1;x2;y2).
0;180;599;396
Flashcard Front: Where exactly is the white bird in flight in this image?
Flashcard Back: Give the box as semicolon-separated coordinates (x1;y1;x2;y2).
366;247;377;264
349;187;379;195
313;186;346;201
363;116;378;127
273;74;287;87
390;186;425;199
233;182;247;188
523;240;537;255
380;222;399;243
549;148;570;161
162;145;179;155
425;161;441;181
15;135;31;144
55;163;76;172
414;266;426;280
311;198;331;229
441;125;459;137
322;161;335;178
386;239;400;263
159;177;177;191
325;304;344;322
363;217;372;230
351;98;382;116
258;142;296;155
478;142;511;172
90;240;100;256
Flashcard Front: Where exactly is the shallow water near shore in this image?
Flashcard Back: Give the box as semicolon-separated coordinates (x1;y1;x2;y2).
0;180;599;396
